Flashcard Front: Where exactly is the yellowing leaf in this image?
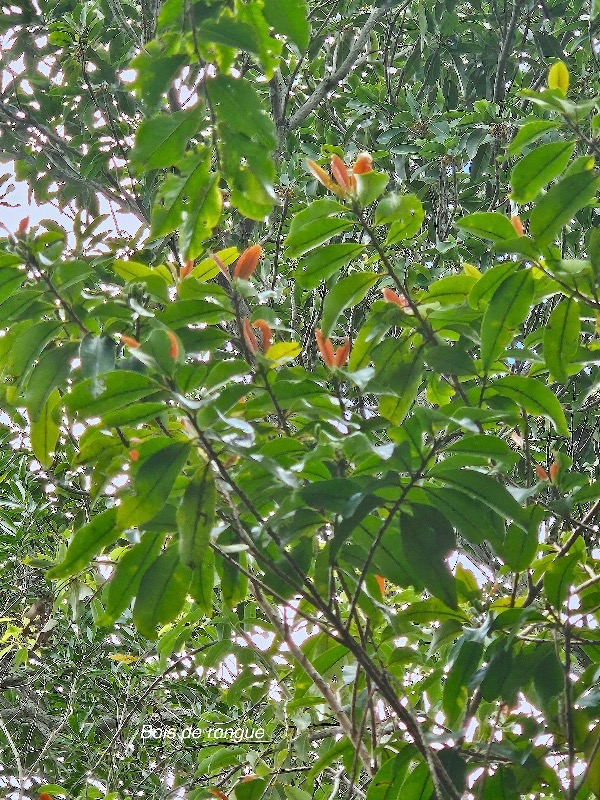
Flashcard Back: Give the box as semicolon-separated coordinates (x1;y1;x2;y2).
108;653;138;664
462;262;481;279
548;60;569;93
264;341;302;364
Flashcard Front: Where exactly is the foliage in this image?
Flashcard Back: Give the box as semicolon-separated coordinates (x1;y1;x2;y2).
1;1;600;799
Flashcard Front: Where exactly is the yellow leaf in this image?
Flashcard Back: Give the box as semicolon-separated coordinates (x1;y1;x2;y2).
462;262;481;279
548;60;569;94
108;653;138;664
264;341;302;364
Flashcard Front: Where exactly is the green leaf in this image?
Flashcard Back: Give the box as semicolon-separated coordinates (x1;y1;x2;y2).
355;171;389;206
297;243;364;288
383;194;425;243
443;640;484;724
26;344;77;422
510;141;575;203
150;149;222;251
262;0;310;51
47;508;119;580
530;170;600;246
157;299;234;328
234;778;268;800
429;467;528;530
321;272;379;337
506;119;560;157
133;545;191;639
399;505;457;609
118;442;190;529
131;43;187;111
480;269;534;370
177;465;216;569
6;320;61;383
424;345;477;376
468;262;515;310
544;550;581;609
285;217;352;259
65;372;159;418
424;274;478;306
30;388;61;468
423;487;504;546
543;297;580;382
0;264;25;303
130;104;204;171
457;212;517;242
496;506;544;571
79;335;116;382
100;531;167;625
490;375;569;435
365;749;415;800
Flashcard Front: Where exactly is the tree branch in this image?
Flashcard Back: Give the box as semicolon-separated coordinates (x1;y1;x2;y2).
286;6;388;130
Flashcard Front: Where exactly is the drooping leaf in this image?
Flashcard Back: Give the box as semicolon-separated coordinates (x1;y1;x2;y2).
118;442;190;529
100;531;167;625
177;465;216;570
321;272;380;338
133;545;191;639
543;297;580;382
130;104;204;171
480;268;534;370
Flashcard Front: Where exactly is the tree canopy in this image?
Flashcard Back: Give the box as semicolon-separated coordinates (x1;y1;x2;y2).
1;0;600;798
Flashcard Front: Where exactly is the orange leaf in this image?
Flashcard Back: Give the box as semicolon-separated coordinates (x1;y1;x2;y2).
510;215;524;236
549;460;560;482
17;216;30;235
334;338;351;367
382;287;409;308
252;319;273;353
315;328;335;368
209;791;229;800
120;334;140;349
352;152;373;174
234;244;262;280
535;464;549;481
375;575;386;594
167;330;179;359
180;260;194;279
242;317;259;354
331;154;350;190
39;794;53;800
306;158;336;191
129;449;140;462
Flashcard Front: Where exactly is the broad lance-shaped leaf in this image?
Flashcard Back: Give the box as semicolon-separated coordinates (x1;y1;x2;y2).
118;442;191;529
456;212;516;242
480;268;534;370
30;388;61;469
150;149;221;246
530;170;600;247
510;140;575;204
297;243;364;289
65;371;161;418
177;465;216;569
133;545;191;639
130;104;204;171
490;375;569;435
543;297;580;382
320;272;380;338
443;640;484;724
47;508;119;580
26;343;77;422
399;505;457;609
262;0;310;51
99;530;166;625
428;467;529;530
